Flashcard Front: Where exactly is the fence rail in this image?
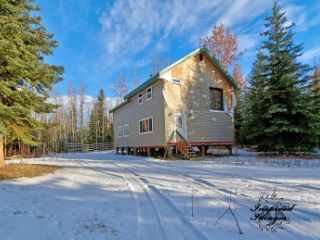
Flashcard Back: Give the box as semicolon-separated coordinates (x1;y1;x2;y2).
66;142;113;152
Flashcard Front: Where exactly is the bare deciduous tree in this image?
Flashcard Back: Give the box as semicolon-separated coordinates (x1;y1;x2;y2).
115;75;129;99
151;52;163;75
132;71;141;89
68;84;78;142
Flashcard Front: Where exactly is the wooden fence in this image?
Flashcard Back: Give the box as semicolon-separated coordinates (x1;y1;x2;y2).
66;142;113;153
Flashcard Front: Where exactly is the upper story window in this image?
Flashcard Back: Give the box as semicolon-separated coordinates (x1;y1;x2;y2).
139;117;153;134
172;78;181;85
209;87;223;111
199;53;203;61
146;87;152;100
138;93;143;105
117;126;123;138
123;124;129;137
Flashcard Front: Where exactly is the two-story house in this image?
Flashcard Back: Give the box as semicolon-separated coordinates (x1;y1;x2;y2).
109;48;238;159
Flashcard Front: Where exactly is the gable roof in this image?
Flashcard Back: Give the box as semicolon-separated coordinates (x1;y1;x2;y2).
109;47;238;113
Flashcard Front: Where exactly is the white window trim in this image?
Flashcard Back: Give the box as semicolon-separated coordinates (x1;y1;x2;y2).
123;124;129;137
209;87;224;112
117;126;123;138
172;78;181;85
138;92;143;105
139;116;153;135
146;87;152;100
209;109;225;113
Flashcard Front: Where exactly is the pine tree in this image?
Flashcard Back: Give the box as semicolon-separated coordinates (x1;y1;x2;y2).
312;64;320;146
313;64;320;94
88;89;112;144
248;1;319;152
246;51;268;144
0;0;63;164
88;104;98;144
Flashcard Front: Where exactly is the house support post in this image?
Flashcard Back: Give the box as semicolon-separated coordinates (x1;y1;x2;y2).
133;148;137;156
167;147;173;158
121;148;124;155
227;145;233;155
201;145;206;159
147;148;151;157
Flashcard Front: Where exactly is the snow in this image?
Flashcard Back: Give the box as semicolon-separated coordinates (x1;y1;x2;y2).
1;150;320;240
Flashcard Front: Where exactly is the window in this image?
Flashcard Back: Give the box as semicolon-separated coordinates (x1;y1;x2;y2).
209;87;223;111
199;53;203;61
139;117;153;134
117;126;123;138
172;78;181;85
123;124;129;137
146;87;152;100
138;93;143;105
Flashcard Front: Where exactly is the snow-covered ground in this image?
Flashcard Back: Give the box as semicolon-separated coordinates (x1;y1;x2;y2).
1;151;320;240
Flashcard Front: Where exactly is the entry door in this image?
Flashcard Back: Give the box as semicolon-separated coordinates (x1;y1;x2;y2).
174;113;187;140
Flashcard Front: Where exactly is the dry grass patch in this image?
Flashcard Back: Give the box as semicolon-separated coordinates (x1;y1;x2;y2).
0;164;61;180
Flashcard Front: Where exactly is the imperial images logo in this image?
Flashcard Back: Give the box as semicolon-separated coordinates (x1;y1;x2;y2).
250;190;296;232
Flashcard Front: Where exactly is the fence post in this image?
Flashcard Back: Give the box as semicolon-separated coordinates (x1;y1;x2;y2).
0;134;4;167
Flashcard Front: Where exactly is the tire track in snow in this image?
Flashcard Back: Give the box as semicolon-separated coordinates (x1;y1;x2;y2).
74;159;140;240
112;162;167;240
160;161;320;194
137;161;312;239
131;161;266;231
75;159;123;179
114;162;209;240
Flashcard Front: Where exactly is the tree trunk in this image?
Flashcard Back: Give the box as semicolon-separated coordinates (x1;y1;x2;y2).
0;134;4;167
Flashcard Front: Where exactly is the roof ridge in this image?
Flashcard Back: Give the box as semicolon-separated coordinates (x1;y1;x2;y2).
109;48;238;113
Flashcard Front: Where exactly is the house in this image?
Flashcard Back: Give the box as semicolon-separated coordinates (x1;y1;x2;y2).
109;48;238;159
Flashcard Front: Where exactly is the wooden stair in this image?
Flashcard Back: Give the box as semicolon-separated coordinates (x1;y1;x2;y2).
164;130;197;160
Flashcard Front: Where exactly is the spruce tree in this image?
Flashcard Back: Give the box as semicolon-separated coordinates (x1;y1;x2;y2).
248;1;319;152
246;51;268;144
0;0;63;164
312;65;320;146
88;89;112;144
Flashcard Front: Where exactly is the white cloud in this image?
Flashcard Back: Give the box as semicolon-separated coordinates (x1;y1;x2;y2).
100;0;216;55
218;0;270;28
283;4;307;31
237;33;260;53
300;46;320;62
99;0;270;58
282;1;320;32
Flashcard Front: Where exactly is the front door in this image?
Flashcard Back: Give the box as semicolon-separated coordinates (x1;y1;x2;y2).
174;113;187;140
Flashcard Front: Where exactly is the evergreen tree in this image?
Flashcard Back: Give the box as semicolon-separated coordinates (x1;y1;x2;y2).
246;51;268;144
312;65;320;146
88;89;112;144
247;1;319;152
0;0;63;164
88;104;98;144
313;64;320;94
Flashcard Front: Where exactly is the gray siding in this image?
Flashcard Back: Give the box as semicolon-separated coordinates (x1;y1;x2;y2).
187;111;234;143
113;80;166;148
163;53;235;144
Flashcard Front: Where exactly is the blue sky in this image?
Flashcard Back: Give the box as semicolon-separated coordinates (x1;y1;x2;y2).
38;0;320;98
